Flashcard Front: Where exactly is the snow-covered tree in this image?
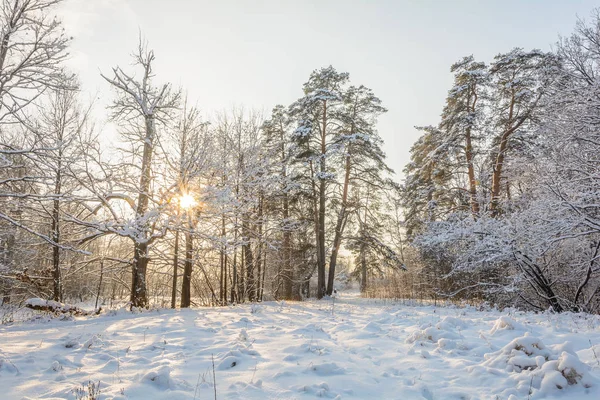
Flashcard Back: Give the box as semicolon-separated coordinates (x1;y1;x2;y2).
289;66;349;299
99;40;180;308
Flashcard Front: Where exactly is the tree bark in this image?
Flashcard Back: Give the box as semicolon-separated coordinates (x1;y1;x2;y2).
490;91;538;216
51;158;62;302
171;229;179;308
327;148;351;295
281;128;293;299
317;101;327;299
243;217;255;302
255;195;263;301
231;247;238;303
360;240;367;293
465;127;479;217
131;241;148;308
180;223;193;308
131;114;156;308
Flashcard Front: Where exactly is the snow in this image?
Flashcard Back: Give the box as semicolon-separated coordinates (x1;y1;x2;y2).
25;298;77;312
2;293;600;399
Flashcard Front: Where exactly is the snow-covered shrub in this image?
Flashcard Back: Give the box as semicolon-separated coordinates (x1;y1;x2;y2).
481;335;597;397
406;322;461;344
489;316;526;335
483;335;552;372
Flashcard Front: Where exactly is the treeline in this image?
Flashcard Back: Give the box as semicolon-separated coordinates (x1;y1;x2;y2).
400;10;600;313
0;0;404;308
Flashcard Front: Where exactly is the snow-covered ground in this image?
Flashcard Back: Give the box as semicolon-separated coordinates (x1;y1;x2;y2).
1;292;600;400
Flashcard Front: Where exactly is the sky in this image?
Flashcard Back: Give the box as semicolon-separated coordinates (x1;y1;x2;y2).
58;0;599;179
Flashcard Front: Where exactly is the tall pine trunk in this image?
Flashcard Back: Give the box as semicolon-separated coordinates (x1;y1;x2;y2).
490;91;536;217
282;195;292;299
281;131;293;299
327;148;351;295
316;101;327;299
465;126;479;217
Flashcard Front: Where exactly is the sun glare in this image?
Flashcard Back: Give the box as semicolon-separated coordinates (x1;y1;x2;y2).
179;194;197;209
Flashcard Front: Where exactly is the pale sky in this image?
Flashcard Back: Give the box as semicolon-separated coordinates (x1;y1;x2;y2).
59;0;599;178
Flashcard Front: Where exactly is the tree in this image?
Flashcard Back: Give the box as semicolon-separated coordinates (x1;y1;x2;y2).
487;48;559;216
438;56;488;217
326;84;389;295
33;86;90;301
0;0;77;303
290;66;349;299
262;105;295;299
402;125;460;237
0;0;71;123
101;40;180;308
164;100;209;308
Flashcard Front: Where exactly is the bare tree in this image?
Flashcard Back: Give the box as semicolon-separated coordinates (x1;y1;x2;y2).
101;40;180;308
164;100;210;308
0;0;71;123
33;86;91;301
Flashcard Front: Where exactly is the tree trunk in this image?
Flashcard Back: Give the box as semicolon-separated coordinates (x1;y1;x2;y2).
490;94;516;217
255;195;263;301
95;260;104;310
231;247;238;303
465;125;479;217
131;241;149;308
261;248;267;301
317;101;327;299
243;217;255;302
360;240;367;293
282;201;293;299
465;85;480;217
240;243;246;300
490;132;510;217
281;132;293;299
219;235;224;304
223;254;228;305
327;148;351;295
51;116;65;302
309;160;321;299
51;186;62;302
171;229;179;308
131;114;156;308
180;227;193;308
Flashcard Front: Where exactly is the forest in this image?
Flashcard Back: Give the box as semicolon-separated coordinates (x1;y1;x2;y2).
1;0;599;317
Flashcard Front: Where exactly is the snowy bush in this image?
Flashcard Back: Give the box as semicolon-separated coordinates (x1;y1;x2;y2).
489;316;526;335
481;335;597;397
483;335;552;372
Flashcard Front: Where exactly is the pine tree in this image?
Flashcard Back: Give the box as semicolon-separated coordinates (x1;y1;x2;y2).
289;66;349;299
487;48;559;216
438;56;488;217
402;126;459;237
326;84;389;295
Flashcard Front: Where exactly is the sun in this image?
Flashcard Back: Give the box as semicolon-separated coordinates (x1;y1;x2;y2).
179;193;197;209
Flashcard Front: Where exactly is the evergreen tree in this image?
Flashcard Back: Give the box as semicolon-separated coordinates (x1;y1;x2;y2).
438;56;488;217
326;84;389;295
289;66;349;299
